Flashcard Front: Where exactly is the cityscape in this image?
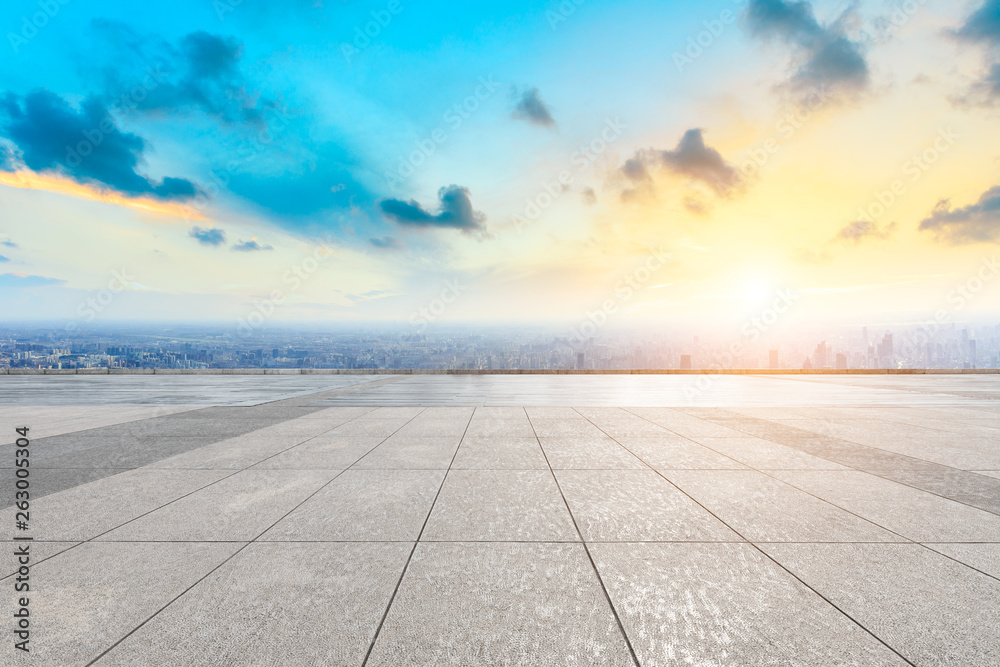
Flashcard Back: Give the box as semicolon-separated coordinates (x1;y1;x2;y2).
2;320;996;371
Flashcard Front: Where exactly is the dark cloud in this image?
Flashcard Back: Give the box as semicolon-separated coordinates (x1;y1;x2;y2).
952;2;1000;104
658;129;737;192
189;226;227;246
93;22;276;128
621;157;650;182
745;0;869;96
0;90;201;201
954;0;1000;44
581;187;597;206
918;186;1000;244
369;236;402;249
380;185;487;234
232;239;274;252
835;219;897;243
512;87;556;128
0;273;66;287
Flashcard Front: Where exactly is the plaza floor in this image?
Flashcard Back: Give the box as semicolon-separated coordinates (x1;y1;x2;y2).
1;374;998;665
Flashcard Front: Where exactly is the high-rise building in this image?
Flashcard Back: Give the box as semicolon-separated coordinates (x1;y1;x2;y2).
836;353;848;370
769;349;779;369
680;355;692;370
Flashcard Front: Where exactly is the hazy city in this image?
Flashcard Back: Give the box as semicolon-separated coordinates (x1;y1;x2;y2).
2;320;997;371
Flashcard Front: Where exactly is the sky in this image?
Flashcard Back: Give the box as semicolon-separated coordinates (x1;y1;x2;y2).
1;0;999;333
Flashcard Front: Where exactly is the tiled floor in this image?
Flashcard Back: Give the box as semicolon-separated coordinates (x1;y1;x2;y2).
1;374;998;665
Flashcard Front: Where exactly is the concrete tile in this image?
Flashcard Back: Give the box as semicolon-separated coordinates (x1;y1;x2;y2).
0;541;79;579
692;436;848;470
770;470;1000;542
1;542;239;667
394;417;471;437
96;542;411;667
330;418;411;437
975;470;1000;480
33;436;217;469
924;544;1000;579
364;407;426;419
591;542;907;666
146;431;315;470
0;468;135;508
352;436;461;469
0;469;228;541
761;543;1000;666
616;435;747;469
260;470;444;541
96;470;336;541
539;436;646;469
299;406;376;420
556;470;741;542
423;470;578;541
366;542;634;667
250;435;383;469
527;417;609;438
664;471;900;542
451;436;549;469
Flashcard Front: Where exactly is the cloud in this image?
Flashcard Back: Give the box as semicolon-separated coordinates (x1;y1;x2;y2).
380;185;487;234
0;143;14;170
918;186;1000;244
952;2;1000;104
93;23;276;128
1;240;17;248
0;273;66;287
189;226;227;246
620;129;737;197
369;236;402;249
0;90;202;201
745;0;869;96
512;87;556;128
791;248;833;264
954;0;1000;44
0;256;8;262
835;219;897;243
232;239;274;252
581;187;597;206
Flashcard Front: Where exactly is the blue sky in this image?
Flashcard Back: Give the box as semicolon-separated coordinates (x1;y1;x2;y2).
1;0;999;330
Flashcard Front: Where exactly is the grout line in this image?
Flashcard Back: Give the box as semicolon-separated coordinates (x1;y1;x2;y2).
358;408;472;666
571;407;918;667
528;407;642;667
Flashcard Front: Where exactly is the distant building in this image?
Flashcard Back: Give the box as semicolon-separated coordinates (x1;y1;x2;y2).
576;352;585;369
680;355;692;370
768;349;779;369
836;353;847;370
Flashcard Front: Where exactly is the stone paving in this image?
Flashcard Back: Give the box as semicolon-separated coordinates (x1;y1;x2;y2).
1;374;998;665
